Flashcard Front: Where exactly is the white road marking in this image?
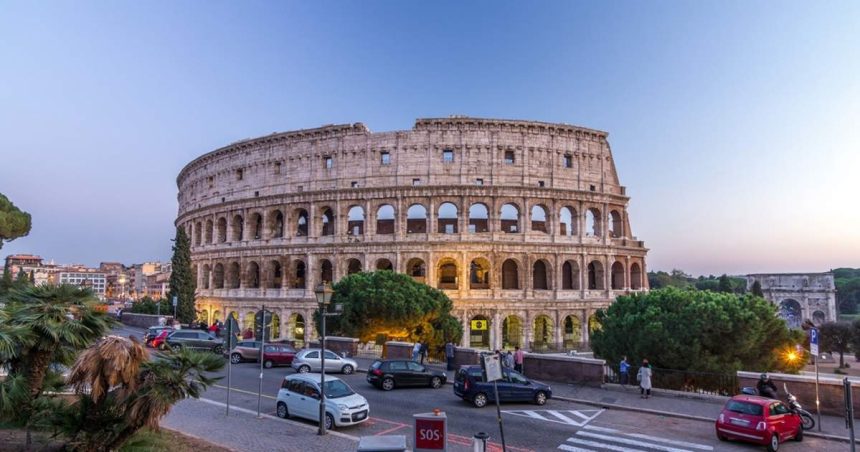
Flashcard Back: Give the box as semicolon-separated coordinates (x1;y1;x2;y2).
576;431;692;452
583;425;713;450
557;444;598;452
503;409;604;427
562;436;648;452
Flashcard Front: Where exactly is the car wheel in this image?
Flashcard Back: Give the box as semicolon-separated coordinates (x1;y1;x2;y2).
716;433;727;442
230;353;242;364
382;378;395;391
213;345;223;354
473;393;488;408
534;391;547;406
767;432;779;452
794;425;803;442
298;365;311;373
276;402;289;419
264;360;273;369
325;413;335;430
341;364;354;375
430;377;442;389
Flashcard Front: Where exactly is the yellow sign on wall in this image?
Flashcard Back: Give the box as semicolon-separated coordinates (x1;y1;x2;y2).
470;319;488;331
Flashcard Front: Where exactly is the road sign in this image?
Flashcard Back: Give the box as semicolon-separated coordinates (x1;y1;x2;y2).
810;328;819;357
414;411;447;451
172;296;178;307
470;319;488;331
483;353;503;382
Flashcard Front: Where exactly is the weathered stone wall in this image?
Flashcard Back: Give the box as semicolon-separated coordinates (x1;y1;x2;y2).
522;353;605;385
738;371;859;416
120;313;173;329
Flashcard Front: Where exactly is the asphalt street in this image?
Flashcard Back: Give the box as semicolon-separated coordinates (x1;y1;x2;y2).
115;324;846;451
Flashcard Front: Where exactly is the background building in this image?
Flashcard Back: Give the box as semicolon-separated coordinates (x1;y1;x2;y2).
57;269;107;298
747;272;837;327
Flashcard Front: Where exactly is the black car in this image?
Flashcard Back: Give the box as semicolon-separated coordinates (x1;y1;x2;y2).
367;360;447;391
453;365;551;408
165;330;224;354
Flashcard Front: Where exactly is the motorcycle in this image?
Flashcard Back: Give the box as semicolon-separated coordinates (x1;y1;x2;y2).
740;384;815;430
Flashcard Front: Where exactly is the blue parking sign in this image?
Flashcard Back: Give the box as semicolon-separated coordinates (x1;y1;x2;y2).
810;328;819;356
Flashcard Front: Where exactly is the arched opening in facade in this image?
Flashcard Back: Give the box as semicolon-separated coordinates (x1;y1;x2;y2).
194;222;202;246
320;259;333;284
347;206;365;236
376;259;393;271
376;205;395;234
269;313;281;339
212;310;221;324
585;208;601;237
502;315;523;349
231;215;244;242
587;261;604;290
228;311;238;322
813;310;826;325
295;209;309;236
469;315;490;349
630;263;643;290
251;213;263;240
437;202;458;234
468;203;489;233
289;313;305;347
500;203;520;233
779;299;803;328
533;260;550;290
501;259;519;290
321;208;335;236
611;262;625;290
562;261;580;290
406;204;427;233
470;258;491;289
247;261;260;289
217;217;227;243
197;309;209;324
563;315;582;348
406;258;426;282
609;210;623;238
559;207;576;237
588;314;601;334
228;262;240;288
347;258;362;275
213;264;224;289
269;260;283;289
438;259;458;290
205;220;213;244
202;265;211;289
291;260;306;289
533;315;554;350
243;311;256;333
531;205;548;233
270;210;284;239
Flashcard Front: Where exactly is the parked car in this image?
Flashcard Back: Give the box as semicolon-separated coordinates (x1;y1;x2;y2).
263;344;297;368
453;365;551;408
366;359;446;390
144;326;173;346
229;341;263;363
715;395;802;451
275;373;369;430
291;349;357;374
165;330;224;354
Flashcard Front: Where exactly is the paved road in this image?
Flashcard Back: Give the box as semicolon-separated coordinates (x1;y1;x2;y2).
116;325;845;451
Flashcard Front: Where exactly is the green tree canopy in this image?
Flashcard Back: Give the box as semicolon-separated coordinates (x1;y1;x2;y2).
0;193;32;250
167;227;196;323
591;287;805;375
318;271;463;349
834;268;860;314
751;280;764;297
819;321;853;368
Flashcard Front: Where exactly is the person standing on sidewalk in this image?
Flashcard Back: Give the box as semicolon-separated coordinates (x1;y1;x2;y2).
419;341;429;364
412;341;422;362
504;350;514;369
445;340;456;370
637;359;652;399
513;346;525;373
619;356;630;386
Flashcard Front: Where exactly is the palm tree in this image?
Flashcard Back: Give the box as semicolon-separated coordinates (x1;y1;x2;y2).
67;335;147;403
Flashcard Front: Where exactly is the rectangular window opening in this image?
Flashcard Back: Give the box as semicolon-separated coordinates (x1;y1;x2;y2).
563;154;573;168
504;150;515;164
412;178;421;186
236;169;244;181
381;152;390;165
274;162;282;174
324;156;333;169
476;178;484;186
442;149;454;163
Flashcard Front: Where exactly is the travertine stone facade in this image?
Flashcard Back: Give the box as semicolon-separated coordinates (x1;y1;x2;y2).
176;117;649;351
747;273;837;328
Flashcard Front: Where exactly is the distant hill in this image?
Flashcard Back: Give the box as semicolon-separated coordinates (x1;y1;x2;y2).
647;270;746;294
834;268;860;314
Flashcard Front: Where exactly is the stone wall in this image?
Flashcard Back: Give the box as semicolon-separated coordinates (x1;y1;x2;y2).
522;353;605;385
120;313;173;329
307;336;359;358
738;371;860;416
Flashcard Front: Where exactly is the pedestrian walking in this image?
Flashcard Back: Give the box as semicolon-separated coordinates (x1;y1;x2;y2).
513;346;524;373
419;341;429;364
412;342;422;362
504;350;514;369
445;340;456;371
637;359;652;399
619;356;630;386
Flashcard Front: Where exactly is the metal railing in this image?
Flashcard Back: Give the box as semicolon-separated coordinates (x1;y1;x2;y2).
527;341;591;354
605;364;738;396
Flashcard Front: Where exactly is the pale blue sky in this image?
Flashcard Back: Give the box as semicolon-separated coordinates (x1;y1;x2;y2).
1;1;857;275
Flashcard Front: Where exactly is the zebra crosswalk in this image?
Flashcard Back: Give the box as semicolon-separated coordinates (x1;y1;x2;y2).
502;409;604;427
558;425;714;452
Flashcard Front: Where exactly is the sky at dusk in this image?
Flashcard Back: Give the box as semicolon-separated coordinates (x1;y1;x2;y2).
1;1;858;276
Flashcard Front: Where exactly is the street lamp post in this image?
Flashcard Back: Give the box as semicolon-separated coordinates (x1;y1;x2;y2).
314;282;334;436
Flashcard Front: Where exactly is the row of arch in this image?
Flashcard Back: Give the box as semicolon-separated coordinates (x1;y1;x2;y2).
190;203;627;246
199;256;644;292
467;313;601;349
198;309;307;344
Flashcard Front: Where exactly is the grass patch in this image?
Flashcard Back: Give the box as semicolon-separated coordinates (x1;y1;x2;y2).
120;428;230;452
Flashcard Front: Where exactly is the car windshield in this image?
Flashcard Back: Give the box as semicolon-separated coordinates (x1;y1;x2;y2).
726;400;763;416
324;380;354;399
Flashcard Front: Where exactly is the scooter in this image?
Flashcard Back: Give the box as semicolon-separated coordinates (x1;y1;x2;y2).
740;384;815;430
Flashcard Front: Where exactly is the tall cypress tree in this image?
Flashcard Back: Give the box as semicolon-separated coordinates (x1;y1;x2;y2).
0;265;12;294
167;227;196;323
751;280;764;298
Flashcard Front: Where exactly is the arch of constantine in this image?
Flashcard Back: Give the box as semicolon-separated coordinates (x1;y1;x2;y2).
176;117;649;351
746;273;837;328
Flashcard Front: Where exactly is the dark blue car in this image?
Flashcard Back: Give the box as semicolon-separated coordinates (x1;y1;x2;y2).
453;365;552;408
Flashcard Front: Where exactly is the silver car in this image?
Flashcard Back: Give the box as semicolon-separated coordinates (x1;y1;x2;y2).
292;349;357;375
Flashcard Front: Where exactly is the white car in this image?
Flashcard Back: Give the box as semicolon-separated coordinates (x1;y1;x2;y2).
276;373;370;429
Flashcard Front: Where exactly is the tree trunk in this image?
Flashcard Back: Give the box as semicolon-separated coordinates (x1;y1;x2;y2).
840;350;846;369
25;350;52;397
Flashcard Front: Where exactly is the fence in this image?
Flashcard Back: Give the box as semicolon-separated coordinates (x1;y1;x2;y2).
528;341;591;354
605;364;738;396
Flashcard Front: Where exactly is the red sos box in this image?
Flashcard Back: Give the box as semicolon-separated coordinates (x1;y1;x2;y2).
414;415;446;451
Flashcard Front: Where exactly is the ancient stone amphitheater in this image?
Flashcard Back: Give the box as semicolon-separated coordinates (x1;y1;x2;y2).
176;117;648;351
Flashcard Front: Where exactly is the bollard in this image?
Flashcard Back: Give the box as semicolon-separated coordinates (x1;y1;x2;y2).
472;432;489;452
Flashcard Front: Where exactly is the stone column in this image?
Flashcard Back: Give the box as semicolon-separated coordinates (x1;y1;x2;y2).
554;311;563;350
460;311;470;348
492;311;501;350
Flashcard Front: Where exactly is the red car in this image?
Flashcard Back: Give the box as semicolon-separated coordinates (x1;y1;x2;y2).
150;330;171;349
262;344;297;368
715;395;802;451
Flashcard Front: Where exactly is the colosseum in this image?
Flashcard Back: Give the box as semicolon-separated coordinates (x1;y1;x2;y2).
176;117;649;352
